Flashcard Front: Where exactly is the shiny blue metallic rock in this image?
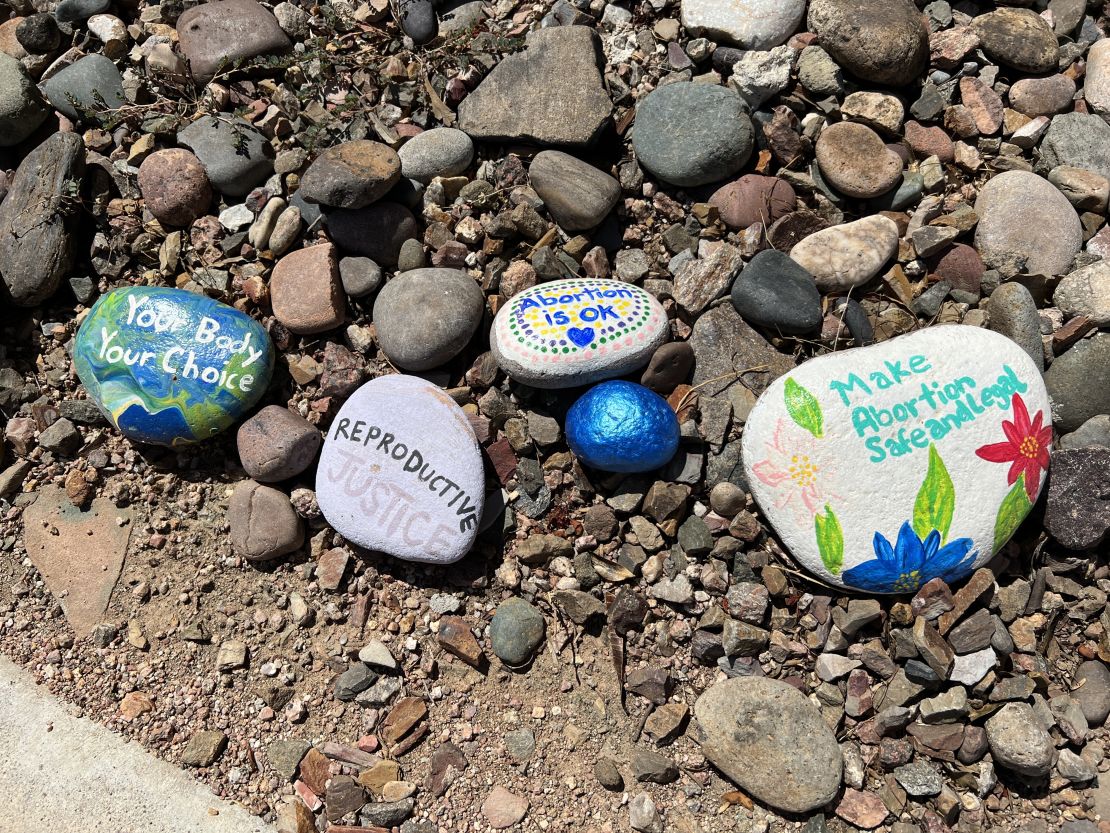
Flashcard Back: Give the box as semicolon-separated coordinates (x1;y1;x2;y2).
566;380;680;473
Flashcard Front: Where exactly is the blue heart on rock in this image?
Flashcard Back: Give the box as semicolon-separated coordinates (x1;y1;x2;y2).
567;327;594;347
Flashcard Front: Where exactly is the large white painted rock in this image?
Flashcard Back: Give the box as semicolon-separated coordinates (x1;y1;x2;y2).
316;375;484;564
741;326;1052;593
490;277;669;389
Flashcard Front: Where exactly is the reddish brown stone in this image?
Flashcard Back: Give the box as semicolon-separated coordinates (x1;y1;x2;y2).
316;548;349;592
708;174;796;230
930;26;979;70
928;243;984;295
959;77;1004;135
836;788;889;829
904;121;955;163
381;696;428;745
437;616;484;666
271;243;344;334
138;148;212;227
298;747;330;796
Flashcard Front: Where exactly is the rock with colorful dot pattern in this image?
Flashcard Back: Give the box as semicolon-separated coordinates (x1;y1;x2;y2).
741;326;1051;594
489;278;669;389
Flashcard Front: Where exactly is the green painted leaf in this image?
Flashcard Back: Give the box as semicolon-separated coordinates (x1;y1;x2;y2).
912;445;956;544
814;505;844;575
785;378;824;438
993;475;1032;553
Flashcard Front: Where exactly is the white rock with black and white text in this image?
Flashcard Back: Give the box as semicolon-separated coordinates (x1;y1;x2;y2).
316;375;485;564
741;326;1051;593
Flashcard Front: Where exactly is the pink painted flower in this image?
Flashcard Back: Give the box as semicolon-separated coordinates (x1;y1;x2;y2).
752;419;838;520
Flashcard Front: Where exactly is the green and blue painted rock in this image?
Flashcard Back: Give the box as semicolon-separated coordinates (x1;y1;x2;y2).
73;287;273;446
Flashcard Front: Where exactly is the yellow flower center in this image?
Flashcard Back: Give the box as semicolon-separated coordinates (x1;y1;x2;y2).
787;454;818;487
1018;437;1039;459
893;570;922;593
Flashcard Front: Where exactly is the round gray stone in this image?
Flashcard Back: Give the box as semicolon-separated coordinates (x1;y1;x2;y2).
41;53;126;123
694;676;843;813
986;282;1044;371
730;249;821;335
974;170;1082;278
1061;415;1110;450
325;202;418;268
1045;333;1110;432
1054;260;1110;325
1073;661;1110;726
177;115;273;198
54;0;109;23
490;597;545;666
528;150;620;231
0;52;47;146
372;268;484;371
1039;113;1110;182
632;83;753;188
339;256;383;298
398;128;474;183
985;702;1054;777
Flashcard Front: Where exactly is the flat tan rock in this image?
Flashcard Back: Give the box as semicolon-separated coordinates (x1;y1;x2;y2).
23;486;131;637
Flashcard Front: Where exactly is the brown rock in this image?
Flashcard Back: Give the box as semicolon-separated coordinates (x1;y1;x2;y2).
1009;74;1077;117
928;243;984;295
970;8;1060;74
815;121;902;198
177;0;291;82
228;480;304;561
481;786;529;829
767;210;828;252
298;140;401;209
640;341;694;394
271;243;345;334
835;788;889;829
138;149;212;227
298;747;330;795
437;616;483;666
930;26;979;70
904;121;955;163
236;405;321;482
959;77;1004;135
382;696;428;745
23;486;131;638
119;691;154;721
708;174;796;230
357;759;401;796
912;617;954;679
180;730;227;767
0;18;27;59
275;801;315;833
316;548;350;592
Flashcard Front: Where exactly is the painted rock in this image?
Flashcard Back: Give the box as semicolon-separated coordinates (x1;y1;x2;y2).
490;278;669;388
73;287;273;446
741;326;1051;593
566;381;680;473
315;375;484;564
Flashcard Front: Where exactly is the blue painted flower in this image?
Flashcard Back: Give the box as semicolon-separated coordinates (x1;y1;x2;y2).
842;522;976;593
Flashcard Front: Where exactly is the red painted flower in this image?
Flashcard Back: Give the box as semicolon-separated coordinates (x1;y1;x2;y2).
975;394;1051;501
